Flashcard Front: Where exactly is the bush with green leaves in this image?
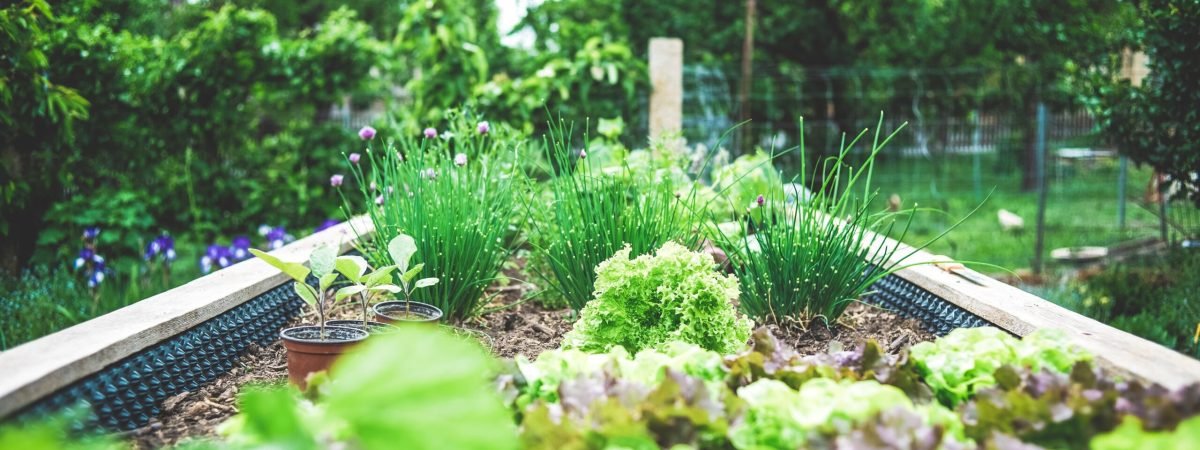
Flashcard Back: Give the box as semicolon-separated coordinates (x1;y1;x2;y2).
341;130;520;321
561;241;752;354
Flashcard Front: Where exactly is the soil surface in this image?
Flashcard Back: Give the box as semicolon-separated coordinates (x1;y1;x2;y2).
128;260;932;448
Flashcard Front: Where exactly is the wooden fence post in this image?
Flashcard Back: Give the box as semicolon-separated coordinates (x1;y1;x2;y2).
648;38;683;141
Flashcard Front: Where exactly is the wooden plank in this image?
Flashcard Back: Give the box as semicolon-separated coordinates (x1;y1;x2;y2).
872;231;1200;389
0;217;375;419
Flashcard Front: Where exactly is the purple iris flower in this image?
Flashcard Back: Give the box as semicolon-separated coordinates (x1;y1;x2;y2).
201;244;234;274
144;235;176;262
349;153;362;164
230;235;252;260
75;248;96;269
315;219;340;233
88;258;106;288
82;227;101;240
423;127;437;139
358;126;377;140
265;227;290;250
476;121;490;135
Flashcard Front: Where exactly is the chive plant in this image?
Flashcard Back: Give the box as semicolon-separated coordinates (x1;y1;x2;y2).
340;127;521;321
720;116;968;324
528;119;704;311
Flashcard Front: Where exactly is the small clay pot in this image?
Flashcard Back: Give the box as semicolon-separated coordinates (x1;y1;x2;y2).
325;320;398;335
373;301;443;324
280;325;368;388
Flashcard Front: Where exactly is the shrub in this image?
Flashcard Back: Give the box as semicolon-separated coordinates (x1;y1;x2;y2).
561;241;752;354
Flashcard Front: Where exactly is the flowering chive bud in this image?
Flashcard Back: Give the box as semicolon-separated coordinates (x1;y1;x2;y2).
423;127;437;139
330;174;344;187
454;153;468;166
370;181;378;192
477;121;490;135
358;126;376;140
375;195;384;205
349;153;361;164
423;168;437;179
756;195;765;206
579;149;587;159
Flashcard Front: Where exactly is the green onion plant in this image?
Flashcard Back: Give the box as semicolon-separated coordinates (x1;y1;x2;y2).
719;115;973;324
340;131;521;321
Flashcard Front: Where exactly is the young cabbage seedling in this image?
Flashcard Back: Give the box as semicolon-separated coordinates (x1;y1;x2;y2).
388;234;439;316
250;245;338;339
333;254;401;329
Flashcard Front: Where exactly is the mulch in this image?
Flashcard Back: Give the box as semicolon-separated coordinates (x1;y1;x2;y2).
127;259;932;448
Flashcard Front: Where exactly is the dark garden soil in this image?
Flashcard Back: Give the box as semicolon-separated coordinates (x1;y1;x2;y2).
128;259;932;448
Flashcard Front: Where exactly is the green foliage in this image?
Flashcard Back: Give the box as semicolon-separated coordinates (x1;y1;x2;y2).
1048;250;1200;360
909;327;1091;407
1092;415;1200;450
709;150;784;221
1083;0;1200;204
729;378;965;450
0;412;120;450
719;119;954;323
529;121;701;311
250;245;338;333
392;0;494;124
345;132;521;321
221;326;518;450
562;242;752;354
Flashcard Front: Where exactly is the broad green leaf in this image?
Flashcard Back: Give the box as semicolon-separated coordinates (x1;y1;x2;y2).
414;277;439;289
318;273;339;291
364;266;396;287
294;282;317;306
253;248;312;282
368;284;401;294
387;234;418;273
335;285;367;303
401;263;425;284
325;327;518;450
335;255;370;282
309;245;337;278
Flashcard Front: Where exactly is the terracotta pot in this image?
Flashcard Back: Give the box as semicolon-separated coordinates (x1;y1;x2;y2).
373;301;443;324
325;319;398;335
280;325;368;389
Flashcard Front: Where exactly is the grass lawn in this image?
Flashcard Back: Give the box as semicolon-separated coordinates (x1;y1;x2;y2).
846;151;1161;274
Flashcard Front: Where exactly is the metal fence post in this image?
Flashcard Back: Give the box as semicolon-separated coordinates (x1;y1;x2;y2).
1033;102;1049;274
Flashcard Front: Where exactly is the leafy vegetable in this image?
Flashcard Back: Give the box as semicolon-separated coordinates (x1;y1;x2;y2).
1091;415;1200;450
909;327;1091;406
729;378;965;450
709;150;783;220
561;241;752;354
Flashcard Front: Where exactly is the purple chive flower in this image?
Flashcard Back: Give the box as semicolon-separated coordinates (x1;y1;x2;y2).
476;121;490;135
330;174;344;187
422;168;437;180
82;227;101;240
315;219;340;232
387;185;395;194
423;127;437;139
579;149;588;159
454;153;468;167
349;153;362;164
369;181;378;192
375;195;385;206
756;194;765;206
358;126;377;140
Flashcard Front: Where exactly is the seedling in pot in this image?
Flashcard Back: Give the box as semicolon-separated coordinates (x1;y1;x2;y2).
250;245;339;340
388;234;439;318
333;254;401;329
